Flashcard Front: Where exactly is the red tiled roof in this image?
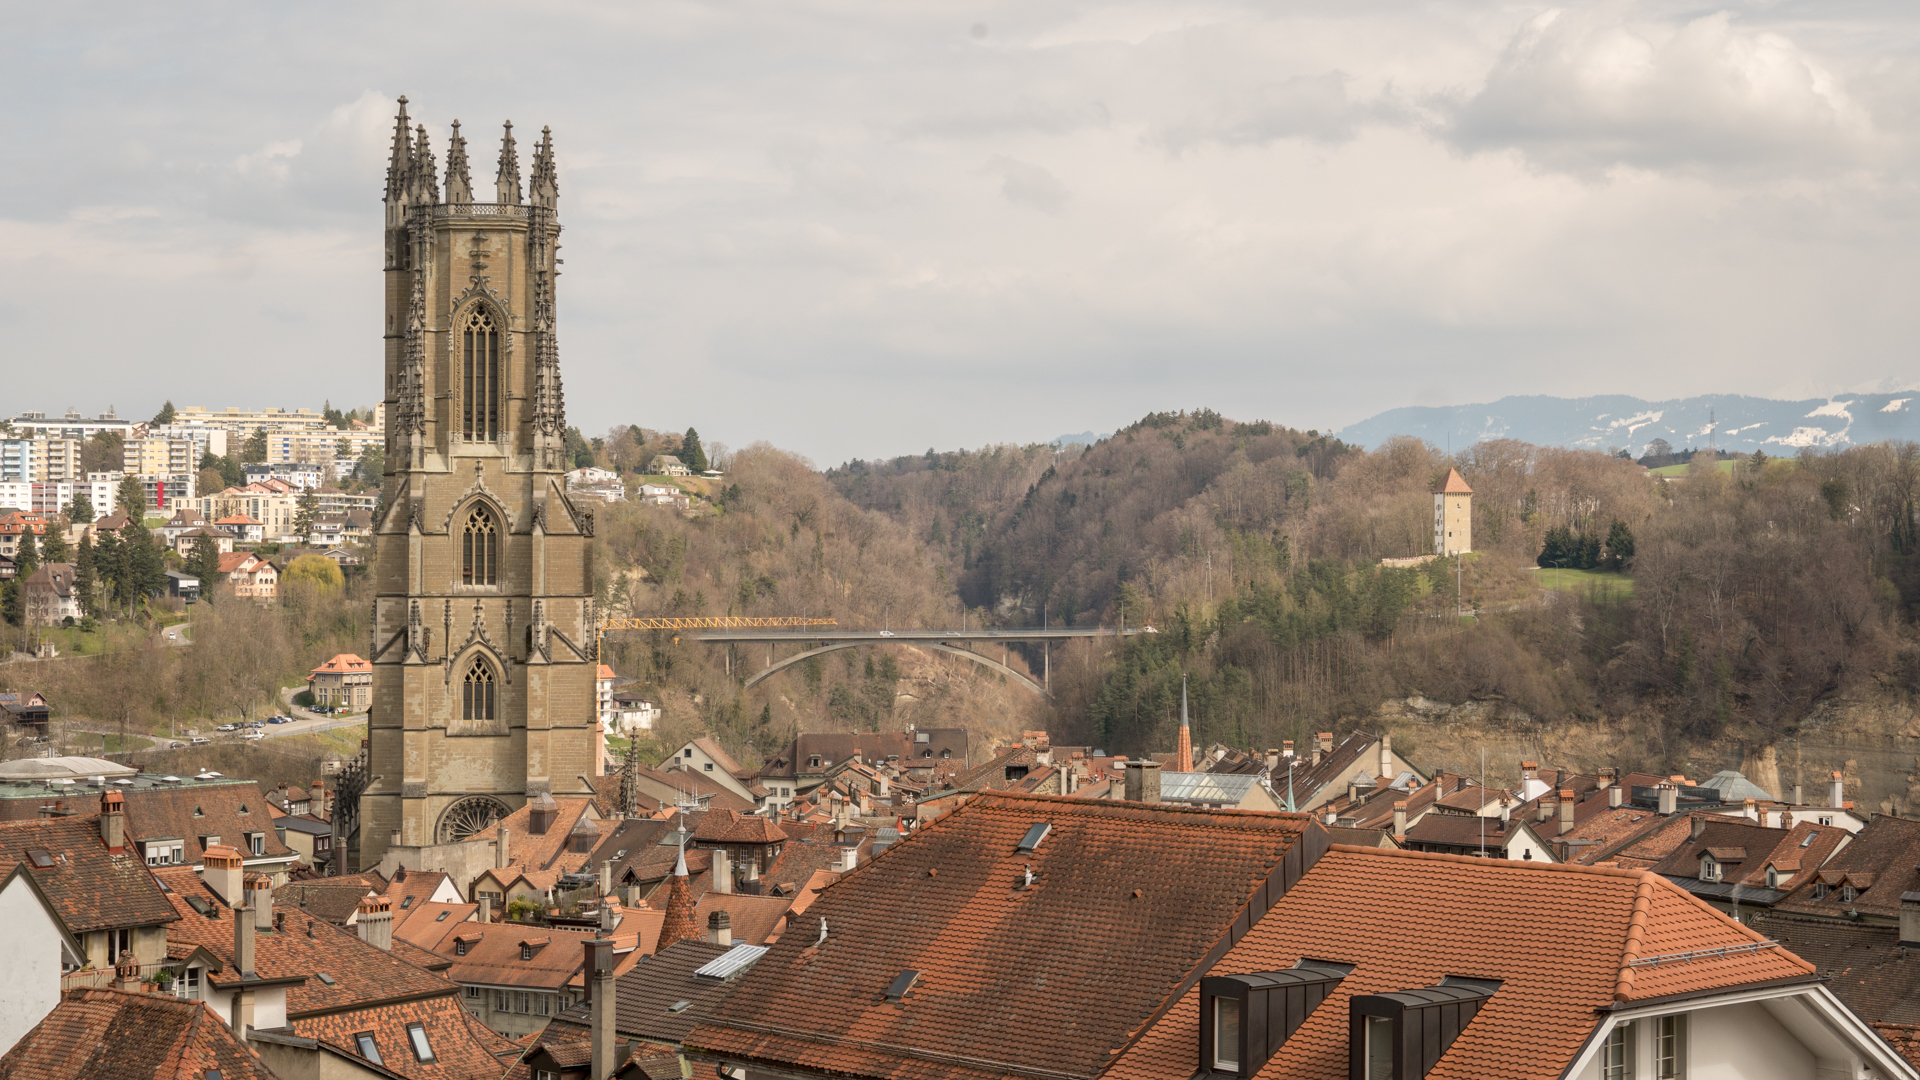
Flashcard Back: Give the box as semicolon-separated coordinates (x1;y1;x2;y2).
0;987;279;1080
1435;467;1473;494
311;653;371;675
120;780;297;865
0;813;179;934
394;901;478;952
659;862;700;950
292;991;523;1080
1110;846;1815;1080
435;920;587;991
692;809;789;845
694;891;790;948
688;792;1318;1080
1775;813;1920;919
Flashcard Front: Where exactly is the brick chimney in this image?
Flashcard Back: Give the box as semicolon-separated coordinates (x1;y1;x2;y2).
711;848;732;894
496;825;510;869
1597;768;1616;790
202;845;245;905
1558;789;1575;835
707;909;732;947
310;779;325;812
1691;815;1710;841
114;957;142;992
1123;760;1162;804
586;937;617;1080
1392;800;1408;838
233;901;256;977
357;893;393;951
99;789;125;854
245;873;274;932
1378;734;1393;785
1830;772;1845;809
1743;797;1758;821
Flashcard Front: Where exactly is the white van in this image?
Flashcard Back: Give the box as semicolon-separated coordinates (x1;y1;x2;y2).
190;736;211;746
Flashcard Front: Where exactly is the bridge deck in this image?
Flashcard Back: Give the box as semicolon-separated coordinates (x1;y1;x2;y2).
692;627;1150;643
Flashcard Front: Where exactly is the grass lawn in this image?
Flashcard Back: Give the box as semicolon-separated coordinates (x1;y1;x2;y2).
1649;460;1736;477
1532;566;1635;597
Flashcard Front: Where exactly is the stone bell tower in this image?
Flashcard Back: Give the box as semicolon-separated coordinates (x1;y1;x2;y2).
359;97;597;870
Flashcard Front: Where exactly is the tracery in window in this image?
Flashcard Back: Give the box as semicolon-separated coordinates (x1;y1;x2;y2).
461;306;500;441
462;506;498;585
463;657;497;722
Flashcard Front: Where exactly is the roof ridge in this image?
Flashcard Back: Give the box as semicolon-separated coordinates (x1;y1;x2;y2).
1613;873;1656;1000
1325;843;1650;880
969;791;1312;826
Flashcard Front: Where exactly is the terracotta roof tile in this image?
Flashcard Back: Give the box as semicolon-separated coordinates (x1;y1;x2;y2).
1752;912;1920;1025
311;652;372;674
394;902;479;952
292;991;523;1080
0;812;179;933
436;920;587;991
0;987;278;1080
1109;846;1814;1080
688;792;1317;1080
1775;813;1920;919
119;780;298;865
692;809;789;845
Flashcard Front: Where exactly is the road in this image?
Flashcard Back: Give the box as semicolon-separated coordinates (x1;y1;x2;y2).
271;686;368;739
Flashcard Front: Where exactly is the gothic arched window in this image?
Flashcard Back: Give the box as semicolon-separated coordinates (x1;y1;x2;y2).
461;306;500;442
462;506;498;585
463;656;497;722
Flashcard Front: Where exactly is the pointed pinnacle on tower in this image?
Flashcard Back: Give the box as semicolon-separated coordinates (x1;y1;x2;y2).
496;121;522;205
411;125;440;205
1177;673;1192;773
444;120;472;205
385;96;413;203
530;125;558;210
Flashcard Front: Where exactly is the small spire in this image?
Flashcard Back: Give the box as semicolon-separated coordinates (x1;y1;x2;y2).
411;124;440;204
385;96;413;202
496;121;522;205
530;124;558;209
444;119;472;205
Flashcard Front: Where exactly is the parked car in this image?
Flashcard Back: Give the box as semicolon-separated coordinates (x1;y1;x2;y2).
244;719;264;728
190;736;211;746
216;723;238;733
267;715;293;725
242;729;265;741
169;741;185;749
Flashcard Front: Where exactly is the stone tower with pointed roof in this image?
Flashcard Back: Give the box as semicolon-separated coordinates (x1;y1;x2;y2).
1434;468;1472;556
359;97;595;871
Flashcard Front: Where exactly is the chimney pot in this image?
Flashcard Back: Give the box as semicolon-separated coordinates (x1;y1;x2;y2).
1123;760;1162;804
356;893;393;951
246;873;274;931
708;909;732;947
495;825;510;869
1743;797;1757;820
201;845;245;905
99;790;125;854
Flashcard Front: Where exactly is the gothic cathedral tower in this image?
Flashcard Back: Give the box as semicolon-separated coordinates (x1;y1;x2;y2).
360;98;597;870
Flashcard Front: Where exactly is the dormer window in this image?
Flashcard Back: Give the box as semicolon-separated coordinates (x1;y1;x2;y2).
1348;977;1499;1080
1699;857;1719;883
521;945;532;960
1199;964;1348;1077
1213;997;1242;1071
1814;883;1830;900
1765;867;1780;888
1841;885;1858;903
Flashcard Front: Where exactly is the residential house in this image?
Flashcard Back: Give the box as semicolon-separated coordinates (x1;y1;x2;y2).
307;509;372;546
1399;808;1557;861
1276;731;1425;812
1647;813;1851;924
319;545;365;566
439;922;588;1037
0;864;87;1051
0;796;181;982
0;690;52;731
309;653;373;711
569;482;626;505
466;794;612;909
663;738;759;805
160;509;213;544
597;665;617;726
609;691;658;736
21;562;81;625
172;526;234;557
566;466;620;487
647;456;691;477
216;514;267;543
687;792;1323;1080
0;986;283;1080
760;728;969;803
315;487;379;516
1771;813;1920;926
217;551;279;599
394;900;479;953
107;773;302;882
191;482;299;541
89;511;132;538
689;810;789;890
277;814;336;868
158;864;521;1077
0;510;48;558
637;484;687;508
164;569;201;603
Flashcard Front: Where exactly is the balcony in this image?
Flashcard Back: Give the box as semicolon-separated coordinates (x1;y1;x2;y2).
412;202;537;221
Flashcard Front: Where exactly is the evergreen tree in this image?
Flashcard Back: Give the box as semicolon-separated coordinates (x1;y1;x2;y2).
1;580;19;628
242;427;268;464
13;528;38;577
1605;519;1636;571
294;488;320;541
74;533;98;618
66;490;94;526
1538;525;1572;569
681;428;709;473
94;530;126;612
115;474;147;518
152;400;176;425
41;520;69;563
187;534;221;591
120;521;165;611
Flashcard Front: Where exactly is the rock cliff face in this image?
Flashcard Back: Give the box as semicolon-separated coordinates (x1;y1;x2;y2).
1363;689;1920;815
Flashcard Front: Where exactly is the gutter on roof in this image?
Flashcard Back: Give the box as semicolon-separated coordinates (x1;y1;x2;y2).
1597;971;1824;1012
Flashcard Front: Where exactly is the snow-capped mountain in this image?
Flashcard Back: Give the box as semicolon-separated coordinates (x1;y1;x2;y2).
1335;393;1920;456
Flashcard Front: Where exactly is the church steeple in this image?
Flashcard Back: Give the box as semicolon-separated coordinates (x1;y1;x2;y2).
496;121;522;205
444;120;472;205
530;126;558;210
411;125;440;206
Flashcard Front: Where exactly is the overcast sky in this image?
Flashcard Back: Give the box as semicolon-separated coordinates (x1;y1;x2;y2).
6;1;1919;465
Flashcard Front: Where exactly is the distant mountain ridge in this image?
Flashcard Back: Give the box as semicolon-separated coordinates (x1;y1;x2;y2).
1335;393;1920;456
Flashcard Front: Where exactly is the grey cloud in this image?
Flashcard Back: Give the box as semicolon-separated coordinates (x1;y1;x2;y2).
1448;9;1877;174
1153;72;1405;151
983;155;1070;213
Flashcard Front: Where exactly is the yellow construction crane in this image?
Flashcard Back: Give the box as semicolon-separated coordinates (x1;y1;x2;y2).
596;615;837;662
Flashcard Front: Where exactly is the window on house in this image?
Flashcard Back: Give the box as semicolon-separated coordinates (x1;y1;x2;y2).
463;656;497;722
461;506;498;586
354;1033;382;1065
1699;858;1718;883
521;945;533;961
517;992;531;1013
536;994;550;1016
1656;1014;1687;1079
248;833;264;856
1363;1016;1393;1080
1602;1023;1634;1079
705;763;713;771
460;305;500;442
1765;867;1780;888
810;756;821;769
1841;885;1858;903
1814;882;1830;900
406;1022;435;1062
107;928;130;965
685;749;693;758
455;940;469;957
464;985;480;998
495;990;510;1012
1212;995;1241;1071
178;967;201;1000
